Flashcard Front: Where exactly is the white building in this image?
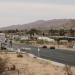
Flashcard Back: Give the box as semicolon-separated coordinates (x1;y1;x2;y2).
12;35;20;40
0;33;6;48
38;36;55;42
20;36;29;40
0;33;5;42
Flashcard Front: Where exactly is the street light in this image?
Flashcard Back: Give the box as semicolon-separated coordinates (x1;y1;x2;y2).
38;47;40;57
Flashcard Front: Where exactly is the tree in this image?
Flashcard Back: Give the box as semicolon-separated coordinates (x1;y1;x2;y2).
42;32;45;36
26;29;40;36
9;40;12;48
49;29;54;36
15;29;19;32
59;28;65;36
69;28;75;37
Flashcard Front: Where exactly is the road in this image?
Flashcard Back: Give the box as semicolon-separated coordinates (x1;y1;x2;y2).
12;43;75;66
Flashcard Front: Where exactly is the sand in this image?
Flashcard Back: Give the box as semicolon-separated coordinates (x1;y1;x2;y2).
0;52;75;75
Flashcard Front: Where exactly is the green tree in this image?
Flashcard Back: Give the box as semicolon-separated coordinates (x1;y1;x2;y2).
26;29;40;36
59;28;65;36
49;29;54;36
69;28;75;37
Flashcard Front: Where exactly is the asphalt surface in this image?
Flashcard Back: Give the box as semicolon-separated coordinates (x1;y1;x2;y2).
12;43;75;66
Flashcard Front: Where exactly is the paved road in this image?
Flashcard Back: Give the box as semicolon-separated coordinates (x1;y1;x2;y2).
12;43;75;66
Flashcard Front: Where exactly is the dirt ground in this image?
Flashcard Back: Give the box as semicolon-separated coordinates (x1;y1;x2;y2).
0;52;75;75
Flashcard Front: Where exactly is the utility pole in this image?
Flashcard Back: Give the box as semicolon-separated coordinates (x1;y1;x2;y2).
17;69;19;75
38;48;40;57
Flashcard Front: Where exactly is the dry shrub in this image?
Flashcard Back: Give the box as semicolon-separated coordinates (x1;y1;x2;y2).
0;57;7;75
17;53;23;58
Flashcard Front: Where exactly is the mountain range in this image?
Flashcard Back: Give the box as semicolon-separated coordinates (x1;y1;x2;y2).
0;19;75;30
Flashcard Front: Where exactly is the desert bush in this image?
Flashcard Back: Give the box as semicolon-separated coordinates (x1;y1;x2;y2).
14;38;20;41
37;40;49;44
1;46;6;50
25;41;32;44
17;53;23;58
37;40;45;44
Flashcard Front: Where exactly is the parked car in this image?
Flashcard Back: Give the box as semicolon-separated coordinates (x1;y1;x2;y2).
50;46;55;49
42;45;47;48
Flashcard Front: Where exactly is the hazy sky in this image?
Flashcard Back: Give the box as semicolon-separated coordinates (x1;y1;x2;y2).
0;0;75;27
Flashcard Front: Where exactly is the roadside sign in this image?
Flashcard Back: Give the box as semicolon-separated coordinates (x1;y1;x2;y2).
17;49;20;53
38;48;40;52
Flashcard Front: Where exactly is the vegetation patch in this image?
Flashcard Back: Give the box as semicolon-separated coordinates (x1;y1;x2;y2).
0;57;7;75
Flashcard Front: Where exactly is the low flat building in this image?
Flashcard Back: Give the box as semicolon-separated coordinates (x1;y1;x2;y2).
38;36;55;42
20;36;29;40
0;33;5;42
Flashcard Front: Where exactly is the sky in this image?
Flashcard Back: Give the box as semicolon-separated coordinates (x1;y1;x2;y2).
0;0;75;27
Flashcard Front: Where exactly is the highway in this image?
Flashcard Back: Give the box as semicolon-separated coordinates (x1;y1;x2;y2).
11;43;75;66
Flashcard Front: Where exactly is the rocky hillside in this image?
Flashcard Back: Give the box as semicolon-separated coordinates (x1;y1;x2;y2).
0;19;75;30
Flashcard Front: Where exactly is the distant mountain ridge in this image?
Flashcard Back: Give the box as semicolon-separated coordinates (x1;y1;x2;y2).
0;19;75;30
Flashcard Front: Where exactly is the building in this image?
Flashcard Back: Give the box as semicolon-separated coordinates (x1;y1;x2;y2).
38;36;55;42
0;33;5;42
20;36;29;40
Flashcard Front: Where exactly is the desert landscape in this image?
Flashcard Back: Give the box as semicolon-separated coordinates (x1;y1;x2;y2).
0;52;75;75
0;0;75;75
